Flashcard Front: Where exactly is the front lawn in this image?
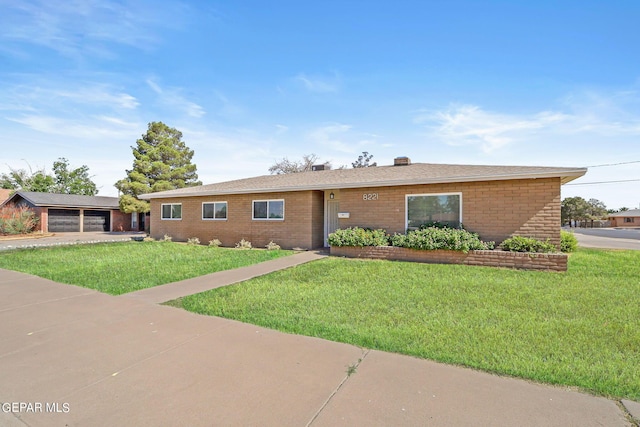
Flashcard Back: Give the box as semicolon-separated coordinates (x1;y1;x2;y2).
0;241;293;295
176;248;640;400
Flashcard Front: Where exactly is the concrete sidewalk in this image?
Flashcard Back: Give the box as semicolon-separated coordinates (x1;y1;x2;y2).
0;267;637;426
124;250;328;304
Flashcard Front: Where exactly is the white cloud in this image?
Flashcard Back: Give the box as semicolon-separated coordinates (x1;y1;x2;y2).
6;115;140;139
418;93;640;153
0;0;187;59
0;82;139;112
306;123;382;155
295;73;340;93
146;79;205;118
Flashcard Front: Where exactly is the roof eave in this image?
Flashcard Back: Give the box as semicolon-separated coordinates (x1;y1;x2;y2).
140;169;588;199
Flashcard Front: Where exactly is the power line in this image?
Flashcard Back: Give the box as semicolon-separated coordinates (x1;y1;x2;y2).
566;178;640;186
585;160;640;168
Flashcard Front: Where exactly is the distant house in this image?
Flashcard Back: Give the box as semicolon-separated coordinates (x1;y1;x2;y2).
139;157;587;250
0;189;12;205
608;209;640;227
1;191;146;233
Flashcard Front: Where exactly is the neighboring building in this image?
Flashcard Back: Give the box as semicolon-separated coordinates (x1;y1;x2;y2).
608;209;640;227
1;191;145;233
139;158;587;250
0;189;12;205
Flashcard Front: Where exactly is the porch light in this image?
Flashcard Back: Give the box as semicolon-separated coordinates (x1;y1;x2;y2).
329;192;335;199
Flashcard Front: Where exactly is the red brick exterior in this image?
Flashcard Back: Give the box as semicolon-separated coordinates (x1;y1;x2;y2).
336;177;562;247
148;177;562;250
149;190;324;249
609;216;639;227
331;246;568;272
111;210;133;232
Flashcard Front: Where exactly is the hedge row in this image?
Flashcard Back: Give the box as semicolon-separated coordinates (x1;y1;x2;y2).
328;226;494;253
328;227;578;254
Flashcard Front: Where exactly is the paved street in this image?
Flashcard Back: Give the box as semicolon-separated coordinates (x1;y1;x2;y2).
567;227;640;250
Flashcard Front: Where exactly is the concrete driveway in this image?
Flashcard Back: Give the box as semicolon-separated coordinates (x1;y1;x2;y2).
1;268;635;426
0;232;145;252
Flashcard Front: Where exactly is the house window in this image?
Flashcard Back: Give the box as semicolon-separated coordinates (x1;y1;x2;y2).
131;213;138;229
253;199;284;220
202;202;227;220
406;193;462;229
624;217;635;223
161;203;182;220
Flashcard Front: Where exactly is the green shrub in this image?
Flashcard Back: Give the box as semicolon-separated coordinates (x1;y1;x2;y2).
327;227;390;247
391;227;494;253
560;230;578;253
501;236;557;253
265;241;281;250
235;239;252;249
208;238;222;247
187;237;201;245
0;206;39;235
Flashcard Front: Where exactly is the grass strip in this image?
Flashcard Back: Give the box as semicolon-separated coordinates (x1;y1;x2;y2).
0;241;293;295
178;248;640;400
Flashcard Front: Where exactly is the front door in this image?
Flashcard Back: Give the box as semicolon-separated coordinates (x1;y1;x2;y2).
325;200;340;246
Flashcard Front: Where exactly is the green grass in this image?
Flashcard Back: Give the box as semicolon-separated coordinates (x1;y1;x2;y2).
178;248;640;400
0;241;293;295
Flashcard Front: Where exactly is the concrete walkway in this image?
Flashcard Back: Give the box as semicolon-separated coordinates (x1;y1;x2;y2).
1;258;638;425
124;250;327;304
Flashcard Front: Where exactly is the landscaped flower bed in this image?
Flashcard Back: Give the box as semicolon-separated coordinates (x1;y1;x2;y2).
328;227;569;272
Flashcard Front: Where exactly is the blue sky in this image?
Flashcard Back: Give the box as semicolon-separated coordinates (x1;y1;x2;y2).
1;0;639;209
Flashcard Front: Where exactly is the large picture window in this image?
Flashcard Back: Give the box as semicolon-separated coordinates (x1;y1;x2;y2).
161;203;182;220
253;200;284;220
406;193;461;229
202;202;227;220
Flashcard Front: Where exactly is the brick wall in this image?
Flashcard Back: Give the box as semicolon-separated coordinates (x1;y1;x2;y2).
148;190;324;249
111;210;132;232
148;176;562;250
609;216;639;227
331;246;568;272
336;177;562;247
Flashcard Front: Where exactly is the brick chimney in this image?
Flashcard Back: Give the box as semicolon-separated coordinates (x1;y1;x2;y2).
394;156;411;166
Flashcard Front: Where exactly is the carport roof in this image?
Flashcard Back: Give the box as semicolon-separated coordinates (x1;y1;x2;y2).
3;191;120;210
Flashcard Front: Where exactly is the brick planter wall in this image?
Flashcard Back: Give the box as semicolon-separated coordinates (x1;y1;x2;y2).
330;246;568;272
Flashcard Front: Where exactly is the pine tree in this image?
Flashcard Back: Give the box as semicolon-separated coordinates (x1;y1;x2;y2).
115;122;202;213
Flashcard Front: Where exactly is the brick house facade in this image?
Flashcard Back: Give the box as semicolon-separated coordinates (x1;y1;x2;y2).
142;159;586;250
608;209;640;227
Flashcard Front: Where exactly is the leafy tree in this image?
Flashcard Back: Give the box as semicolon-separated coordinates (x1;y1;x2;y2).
115;121;202;213
561;196;590;225
1;164;53;192
586;198;607;219
268;153;331;174
1;159;96;195
352;151;377;168
52;158;98;196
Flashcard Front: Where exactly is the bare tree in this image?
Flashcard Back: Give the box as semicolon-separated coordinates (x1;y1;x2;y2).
352;151;377;168
268;154;331;174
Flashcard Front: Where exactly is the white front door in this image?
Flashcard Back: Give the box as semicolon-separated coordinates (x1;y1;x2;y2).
325;200;340;246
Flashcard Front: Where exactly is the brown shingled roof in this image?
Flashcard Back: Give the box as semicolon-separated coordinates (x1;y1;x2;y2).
139;162;587;199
